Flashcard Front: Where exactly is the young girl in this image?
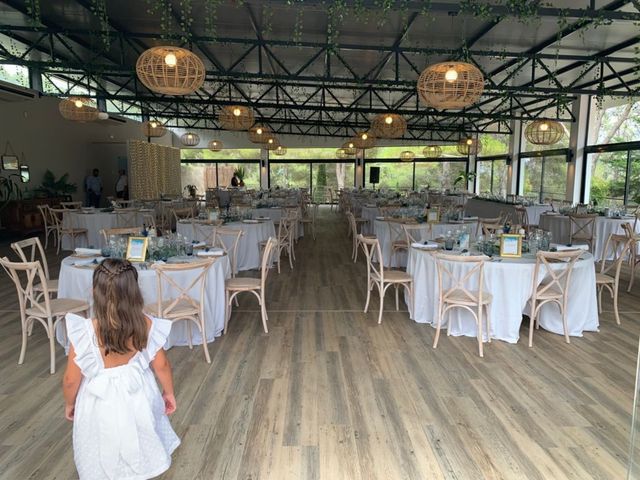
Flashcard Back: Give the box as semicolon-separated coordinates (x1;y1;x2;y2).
62;258;180;480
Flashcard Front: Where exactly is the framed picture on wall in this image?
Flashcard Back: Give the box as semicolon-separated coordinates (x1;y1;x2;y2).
19;165;30;183
1;155;19;171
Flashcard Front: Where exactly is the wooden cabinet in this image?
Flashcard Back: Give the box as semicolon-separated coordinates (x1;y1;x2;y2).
1;198;67;234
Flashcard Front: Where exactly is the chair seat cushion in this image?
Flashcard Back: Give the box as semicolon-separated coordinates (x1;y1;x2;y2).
373;270;413;283
26;298;88;317
145;298;200;318
595;272;614;284
226;277;261;290
443;290;493;305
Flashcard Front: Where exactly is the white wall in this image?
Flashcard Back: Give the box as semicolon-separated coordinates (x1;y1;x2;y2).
0;96;172;201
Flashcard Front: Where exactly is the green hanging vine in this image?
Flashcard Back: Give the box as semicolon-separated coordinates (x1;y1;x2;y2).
203;0;223;40
89;0;111;53
24;0;41;26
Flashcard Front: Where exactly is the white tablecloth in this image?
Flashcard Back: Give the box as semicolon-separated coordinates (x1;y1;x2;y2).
406;248;599;343
177;220;276;271
55;255;231;349
538;214;639;260
62;211;146;250
361;206;380;235
465;198;552;225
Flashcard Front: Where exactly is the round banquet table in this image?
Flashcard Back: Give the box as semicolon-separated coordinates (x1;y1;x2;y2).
176;220;276;271
62;210;147;250
538;214;639;260
360;206;380;235
373;219;478;268
55;254;231;350
405;247;598;343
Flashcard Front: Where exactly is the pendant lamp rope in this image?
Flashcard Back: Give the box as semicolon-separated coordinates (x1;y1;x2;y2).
136;46;205;95
417;62;484;110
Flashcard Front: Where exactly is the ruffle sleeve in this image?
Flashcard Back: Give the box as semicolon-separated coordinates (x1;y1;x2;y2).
139;317;172;367
65;313;100;378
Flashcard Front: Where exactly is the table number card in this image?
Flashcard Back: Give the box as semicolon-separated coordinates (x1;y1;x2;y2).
126;237;149;262
500;234;522;258
459;232;470;250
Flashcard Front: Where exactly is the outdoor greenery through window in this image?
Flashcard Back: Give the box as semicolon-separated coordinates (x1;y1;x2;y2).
587;150;640;206
521;155;568;203
181;162;260;193
476;159;508;196
0;64;29;87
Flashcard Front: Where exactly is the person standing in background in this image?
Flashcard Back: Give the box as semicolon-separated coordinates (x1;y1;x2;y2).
86;168;103;208
115;169;128;200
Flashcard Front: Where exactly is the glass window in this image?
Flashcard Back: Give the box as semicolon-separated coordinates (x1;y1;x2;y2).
0;64;29;87
365;162;413;190
269;163;310;190
588;98;640;145
521;155;567;203
479;134;510;155
180;162;260;192
181;148;261;161
587;150;640;206
310;163;355;201
476;159;508;196
415;161;467;190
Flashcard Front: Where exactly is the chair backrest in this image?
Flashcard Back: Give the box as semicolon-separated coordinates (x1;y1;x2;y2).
37;204;52;229
346;211;357;236
387;220;406;244
114;208;138;227
100;227;141;244
358;234;385;283
568;214;597;242
172;207;194;223
477;216;502;236
434;253;487;307
276;218;292;244
0;257;52;320
11;237;51;281
49;208;65;228
212;227;244;274
621;221;636;240
531;249;583;306
402;223;432;245
599;233;631;282
60;201;82;210
260;237;278;290
151;258;215;317
513;206;529;227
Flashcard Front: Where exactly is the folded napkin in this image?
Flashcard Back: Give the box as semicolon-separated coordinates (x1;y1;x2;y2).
74;247;101;255
191;241;206;248
196;248;225;257
551;243;589;251
412;241;439;250
242;219;259;224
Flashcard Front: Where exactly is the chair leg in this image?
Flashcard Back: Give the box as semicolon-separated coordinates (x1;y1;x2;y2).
19;319;28;365
200;318;211;363
395;284;399;311
628;251;636;292
433;306;443;348
364;279;372;313
187;321;193;349
485;303;492;343
528;306;536;348
562;307;570;344
597;286;603;314
377;282;385;325
477;308;484;358
613;286;621;325
48;319;56;375
260;293;269;333
224;290;231;334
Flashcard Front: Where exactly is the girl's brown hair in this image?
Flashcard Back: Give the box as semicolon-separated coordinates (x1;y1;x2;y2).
93;258;147;355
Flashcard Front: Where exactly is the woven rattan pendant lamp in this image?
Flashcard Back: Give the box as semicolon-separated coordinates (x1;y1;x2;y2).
423;145;442;158
400;151;416;162
342;141;357;156
417;62;484;110
248;124;271;143
457;136;482;156
335;148;350;160
273;145;287;156
218;105;255;131
525;120;565;145
208;139;223;151
263;135;280;151
352;131;376;150
141;120;167;138
59;97;100;122
136;46;205;95
371;113;407;139
181;132;200;146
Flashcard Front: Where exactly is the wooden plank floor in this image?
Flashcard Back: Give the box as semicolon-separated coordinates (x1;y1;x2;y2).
0;207;638;479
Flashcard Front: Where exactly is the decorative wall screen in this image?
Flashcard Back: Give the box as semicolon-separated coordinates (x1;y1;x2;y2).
127;140;181;199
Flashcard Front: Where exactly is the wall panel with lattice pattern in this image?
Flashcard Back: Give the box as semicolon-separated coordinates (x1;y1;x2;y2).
127;140;181;199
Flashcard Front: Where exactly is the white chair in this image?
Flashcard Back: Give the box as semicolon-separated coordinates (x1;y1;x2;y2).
596;233;631;325
37;204;57;249
261;218;294;273
300;202;318;240
568;213;597;251
347;212;373;262
621;222;640;292
225;237;277;334
527;249;583;347
212;227;244;277
0;257;89;374
433;253;492;357
11;237;58;302
387;221;409;267
49;208;88;254
147;258;216;363
358;234;413;325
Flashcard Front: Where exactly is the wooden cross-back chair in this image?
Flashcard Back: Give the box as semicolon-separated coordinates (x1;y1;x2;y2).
114;208;139;228
11;237;58;302
387;220;410;267
212;227;244;277
347;212;372;263
402;223;432;246
528;249;583;347
476;216;502;237
172;207;194;225
433;253;492;357
49;208;88;254
225;237;277;335
37;204;57;249
620;222;640;292
147;258;216;363
597;233;631;325
100;227;141;245
261;218;295;273
60;201;82;210
300;202;318;240
568;213;597;251
0;257;89;374
358;234;413;325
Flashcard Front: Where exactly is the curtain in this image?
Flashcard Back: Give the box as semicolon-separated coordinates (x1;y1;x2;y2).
127;140;181;199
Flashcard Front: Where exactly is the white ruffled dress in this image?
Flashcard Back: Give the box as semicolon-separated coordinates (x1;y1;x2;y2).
65;313;180;480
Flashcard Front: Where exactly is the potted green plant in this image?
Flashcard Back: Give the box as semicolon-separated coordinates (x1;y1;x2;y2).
233;167;246;187
453;170;477;190
34;170;77;198
184;184;198;198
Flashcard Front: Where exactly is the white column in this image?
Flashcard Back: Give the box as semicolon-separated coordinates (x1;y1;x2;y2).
507;120;522;195
260;149;269;190
567;95;590;204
